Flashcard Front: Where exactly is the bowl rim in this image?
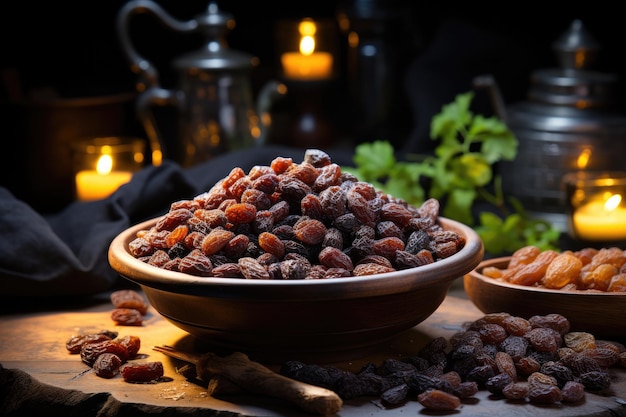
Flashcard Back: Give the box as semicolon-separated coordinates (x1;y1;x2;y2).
468;256;626;296
109;216;484;296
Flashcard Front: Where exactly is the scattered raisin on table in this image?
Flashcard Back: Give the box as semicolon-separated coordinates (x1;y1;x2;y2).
280;312;623;411
110;289;149;315
121;361;164;383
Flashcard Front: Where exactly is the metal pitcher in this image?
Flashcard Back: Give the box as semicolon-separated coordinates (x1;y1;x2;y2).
117;1;283;167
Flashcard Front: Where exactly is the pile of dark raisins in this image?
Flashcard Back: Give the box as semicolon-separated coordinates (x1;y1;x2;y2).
128;149;465;279
281;312;625;410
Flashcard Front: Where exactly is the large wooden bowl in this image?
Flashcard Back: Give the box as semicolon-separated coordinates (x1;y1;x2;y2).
464;257;626;340
109;217;483;362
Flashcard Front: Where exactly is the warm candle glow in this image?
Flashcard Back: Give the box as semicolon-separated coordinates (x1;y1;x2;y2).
281;19;333;81
75;153;133;201
573;193;626;241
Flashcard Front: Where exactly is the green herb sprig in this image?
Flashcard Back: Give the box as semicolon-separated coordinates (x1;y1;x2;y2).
344;92;560;255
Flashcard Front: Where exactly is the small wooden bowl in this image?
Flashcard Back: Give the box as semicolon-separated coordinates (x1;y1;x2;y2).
464;257;626;340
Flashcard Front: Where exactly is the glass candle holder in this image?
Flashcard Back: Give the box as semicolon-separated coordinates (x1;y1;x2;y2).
72;137;146;201
563;171;626;242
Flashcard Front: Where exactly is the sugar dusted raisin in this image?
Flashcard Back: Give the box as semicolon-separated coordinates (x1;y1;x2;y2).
239;257;270;280
353;263;395;276
128;237;153;257
241;189;272;210
564;332;596;352
221;167;246;190
313;163;341;192
303;148;331;167
270;156;292;174
155;208;193;231
211;263;243;278
301;193;324;220
179;249;213;276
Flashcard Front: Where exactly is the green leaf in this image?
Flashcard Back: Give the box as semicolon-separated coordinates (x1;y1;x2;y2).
442;188;476;225
454;153;492;187
430;92;474;146
352;141;396;180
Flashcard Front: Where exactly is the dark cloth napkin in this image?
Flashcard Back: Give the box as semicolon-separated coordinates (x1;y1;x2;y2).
0;145;352;298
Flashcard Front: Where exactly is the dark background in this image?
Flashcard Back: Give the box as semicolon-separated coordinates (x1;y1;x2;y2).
1;1;625;212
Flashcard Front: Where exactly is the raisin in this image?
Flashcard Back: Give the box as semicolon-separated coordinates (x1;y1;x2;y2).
258;232;286;259
110;290;148;315
93;353;122;378
224;203;257;224
211;263;243;278
353;263;395;276
80;340;129;366
111;308;143;326
238;257;270;280
542;253;582;289
318;247;354;271
66;332;114;354
201;229;235;256
155;208;193;231
417;389;461;411
560;380;586;402
121;361;164;383
293;218;327;246
179;249;213;276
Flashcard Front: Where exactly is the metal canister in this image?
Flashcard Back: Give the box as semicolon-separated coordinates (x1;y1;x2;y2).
477;20;626;231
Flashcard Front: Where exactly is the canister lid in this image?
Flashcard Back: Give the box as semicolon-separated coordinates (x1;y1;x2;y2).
527;20;619;109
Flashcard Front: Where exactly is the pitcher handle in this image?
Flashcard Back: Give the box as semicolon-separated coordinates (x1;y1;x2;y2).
116;0;197;164
117;0;197;89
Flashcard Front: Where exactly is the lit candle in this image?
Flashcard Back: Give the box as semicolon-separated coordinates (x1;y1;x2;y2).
75;153;132;201
281;19;333;81
573;193;626;241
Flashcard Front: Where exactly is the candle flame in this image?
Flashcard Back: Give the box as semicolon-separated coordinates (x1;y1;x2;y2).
96;154;113;175
298;19;317;56
576;148;592;169
605;193;622;212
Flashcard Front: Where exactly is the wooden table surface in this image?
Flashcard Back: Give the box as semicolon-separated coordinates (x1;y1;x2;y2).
1;280;625;417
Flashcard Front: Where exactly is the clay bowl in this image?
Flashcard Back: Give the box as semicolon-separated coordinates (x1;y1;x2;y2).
109;217;483;362
464;257;626;340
